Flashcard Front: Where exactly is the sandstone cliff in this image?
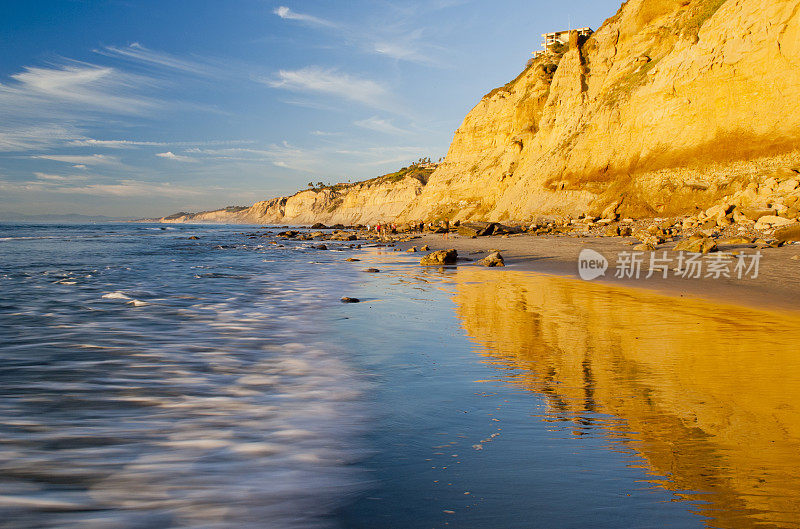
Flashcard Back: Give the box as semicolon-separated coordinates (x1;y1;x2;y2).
403;0;800;221
162;0;800;225
162;169;427;225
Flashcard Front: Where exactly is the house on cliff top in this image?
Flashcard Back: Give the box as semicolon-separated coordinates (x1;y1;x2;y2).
533;27;593;58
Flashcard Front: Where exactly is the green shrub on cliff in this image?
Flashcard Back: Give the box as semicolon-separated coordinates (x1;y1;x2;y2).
685;0;728;36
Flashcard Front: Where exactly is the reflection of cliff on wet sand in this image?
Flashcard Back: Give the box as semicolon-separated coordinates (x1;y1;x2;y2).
451;269;800;528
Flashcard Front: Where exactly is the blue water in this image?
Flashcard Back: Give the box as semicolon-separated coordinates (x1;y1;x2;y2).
0;223;369;528
1;222;754;528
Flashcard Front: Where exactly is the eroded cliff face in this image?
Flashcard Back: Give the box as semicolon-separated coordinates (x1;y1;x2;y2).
164;0;800;225
163;175;424;225
401;0;800;221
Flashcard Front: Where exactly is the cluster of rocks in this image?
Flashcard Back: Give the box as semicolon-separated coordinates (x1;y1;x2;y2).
417;248;505;267
456;222;522;237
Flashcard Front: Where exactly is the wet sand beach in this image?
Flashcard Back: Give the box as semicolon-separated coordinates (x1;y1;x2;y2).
336;248;800;528
390;233;800;313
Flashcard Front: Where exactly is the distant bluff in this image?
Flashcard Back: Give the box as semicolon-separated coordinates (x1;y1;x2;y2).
163;0;800;224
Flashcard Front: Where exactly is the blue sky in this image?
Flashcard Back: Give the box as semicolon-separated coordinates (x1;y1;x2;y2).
0;0;621;218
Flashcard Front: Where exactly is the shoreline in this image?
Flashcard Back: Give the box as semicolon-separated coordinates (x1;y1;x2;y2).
380;232;800;314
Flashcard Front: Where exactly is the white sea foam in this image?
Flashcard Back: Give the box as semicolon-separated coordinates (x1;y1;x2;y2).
0;224;368;528
101;292;131;300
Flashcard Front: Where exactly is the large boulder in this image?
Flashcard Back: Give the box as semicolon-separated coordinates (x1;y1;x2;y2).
492;224;522;235
674;235;717;254
477;251;505;267
755;215;796;231
420;249;458;265
774;223;800;243
457;222;495;237
740;208;775;221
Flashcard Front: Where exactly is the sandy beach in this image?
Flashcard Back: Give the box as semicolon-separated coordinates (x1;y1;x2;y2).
384;232;800;313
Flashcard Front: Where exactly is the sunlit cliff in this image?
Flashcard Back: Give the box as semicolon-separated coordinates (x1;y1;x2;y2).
160;0;800;224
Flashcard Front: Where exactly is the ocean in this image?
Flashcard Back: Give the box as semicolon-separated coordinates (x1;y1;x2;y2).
1;223;799;528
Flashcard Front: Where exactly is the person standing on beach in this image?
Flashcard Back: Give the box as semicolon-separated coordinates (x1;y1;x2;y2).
443;219;450;239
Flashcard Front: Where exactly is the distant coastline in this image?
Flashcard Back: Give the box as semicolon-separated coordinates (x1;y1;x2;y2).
0;213;137;223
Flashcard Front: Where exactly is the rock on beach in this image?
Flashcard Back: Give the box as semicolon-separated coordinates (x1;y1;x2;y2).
477;251;505;267
420;249;458;265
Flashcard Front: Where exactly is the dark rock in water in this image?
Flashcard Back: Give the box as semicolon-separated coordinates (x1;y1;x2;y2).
315;244;328;250
363;268;380;273
311;222;328;229
278;230;299;238
331;224;346;230
345;258;360;262
420;249;458;265
188;236;200;240
340;297;360;303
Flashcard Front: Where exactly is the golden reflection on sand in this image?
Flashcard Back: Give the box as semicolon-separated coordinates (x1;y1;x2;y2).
449;268;800;528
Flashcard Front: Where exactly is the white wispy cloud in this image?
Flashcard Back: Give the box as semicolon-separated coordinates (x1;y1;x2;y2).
371;29;441;66
156;151;196;162
271;4;444;67
265;67;392;110
32;154;120;166
0;62;156;116
190;141;428;174
97;43;219;77
34;172;87;182
57;180;201;197
187;143;330;173
335;146;426;166
68;138;256;149
0;125;81;152
68;139;169;148
354;116;409;135
0;177;201;197
0;62;159;153
273;6;337;27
